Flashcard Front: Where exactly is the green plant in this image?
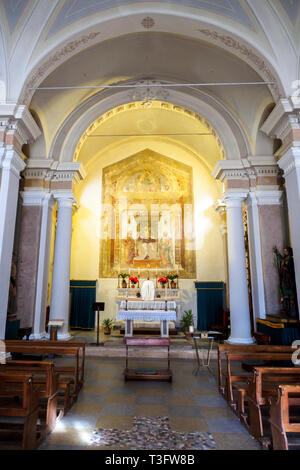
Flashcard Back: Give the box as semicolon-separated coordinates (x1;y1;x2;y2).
181;310;194;330
102;318;114;329
119;273;129;279
167;273;178;281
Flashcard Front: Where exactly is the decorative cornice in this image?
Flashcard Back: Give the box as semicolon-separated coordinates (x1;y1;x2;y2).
22;159;86;183
20;32;101;105
197;29;282;100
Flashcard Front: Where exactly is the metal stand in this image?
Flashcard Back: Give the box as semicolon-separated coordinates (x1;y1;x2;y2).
90;302;105;346
192;331;222;375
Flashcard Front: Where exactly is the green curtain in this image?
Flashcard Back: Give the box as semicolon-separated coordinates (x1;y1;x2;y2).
195;282;226;331
256;319;300;345
70;280;96;329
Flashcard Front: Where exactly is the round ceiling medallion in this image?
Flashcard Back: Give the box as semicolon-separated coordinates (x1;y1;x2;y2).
141;17;155;29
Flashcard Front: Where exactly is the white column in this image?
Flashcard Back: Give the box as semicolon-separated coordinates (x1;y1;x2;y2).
245;193;266;321
49;194;74;340
0;149;25;339
278;146;300;316
31;193;55;339
225;193;254;344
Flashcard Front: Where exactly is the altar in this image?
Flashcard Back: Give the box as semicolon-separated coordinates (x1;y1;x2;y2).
116;283;181;337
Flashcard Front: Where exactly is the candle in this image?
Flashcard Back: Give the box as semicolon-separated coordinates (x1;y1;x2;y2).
189;325;194;333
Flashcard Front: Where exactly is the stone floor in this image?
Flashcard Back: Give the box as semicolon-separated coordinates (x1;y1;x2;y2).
38;356;261;451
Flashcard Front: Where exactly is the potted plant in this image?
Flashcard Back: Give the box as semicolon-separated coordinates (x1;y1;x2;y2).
158;276;168;289
102;318;114;335
129;276;139;288
181;310;194;337
119;273;129;288
167;273;178;289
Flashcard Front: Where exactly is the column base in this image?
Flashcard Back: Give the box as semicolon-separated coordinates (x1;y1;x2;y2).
227;336;255;345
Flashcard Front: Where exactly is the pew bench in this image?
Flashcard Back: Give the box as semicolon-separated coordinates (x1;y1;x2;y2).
5;340;85;393
225;352;294;410
217;345;294;399
269;384;300;450
0;360;61;435
4;342;81;403
245;367;300;446
0;371;41;450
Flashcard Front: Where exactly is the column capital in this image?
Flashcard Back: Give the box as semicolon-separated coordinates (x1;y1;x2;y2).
224;192;248;208
277;145;300;177
54;193;75;209
1;149;26;176
255;190;283;206
21;190;55;208
0;104;41;148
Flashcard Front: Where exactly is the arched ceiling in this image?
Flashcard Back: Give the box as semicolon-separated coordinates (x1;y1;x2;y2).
28;32;273;158
0;0;299;104
74;100;224;171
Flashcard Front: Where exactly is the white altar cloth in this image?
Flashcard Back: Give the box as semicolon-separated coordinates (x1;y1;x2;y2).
117;309;177;321
120;301;176;310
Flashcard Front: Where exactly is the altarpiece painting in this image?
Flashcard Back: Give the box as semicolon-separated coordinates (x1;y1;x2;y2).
99;149;196;279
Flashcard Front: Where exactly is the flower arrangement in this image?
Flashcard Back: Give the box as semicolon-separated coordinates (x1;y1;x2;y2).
158;276;168;287
129;276;139;287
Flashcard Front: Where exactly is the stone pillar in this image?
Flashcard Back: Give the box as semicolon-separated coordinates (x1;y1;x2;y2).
49;194;74;340
15;192;43;329
31;193;55;339
260;101;300;316
256;191;287;316
0;150;25;339
225;193;254;344
245;193;266;320
278;146;300;314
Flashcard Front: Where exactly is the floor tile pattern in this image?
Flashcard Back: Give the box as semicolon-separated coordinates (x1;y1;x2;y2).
90;416;217;450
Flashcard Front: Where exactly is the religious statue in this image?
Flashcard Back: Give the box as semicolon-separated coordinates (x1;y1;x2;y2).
273;246;298;318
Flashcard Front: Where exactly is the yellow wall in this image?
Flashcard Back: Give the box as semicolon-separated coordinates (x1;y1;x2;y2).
70;139;225;320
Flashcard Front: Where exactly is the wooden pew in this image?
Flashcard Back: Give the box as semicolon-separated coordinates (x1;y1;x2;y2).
0;360;60;434
269;384;300;450
5;340;85;392
225;352;294;409
4;342;81;402
246;367;300;445
217;344;294;397
0;371;41;450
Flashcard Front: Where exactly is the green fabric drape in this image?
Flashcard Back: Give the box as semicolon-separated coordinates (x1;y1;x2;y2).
70;280;96;329
195;282;226;331
256;319;300;345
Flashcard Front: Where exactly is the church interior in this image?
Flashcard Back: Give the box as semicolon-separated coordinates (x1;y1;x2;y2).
1;0;300;453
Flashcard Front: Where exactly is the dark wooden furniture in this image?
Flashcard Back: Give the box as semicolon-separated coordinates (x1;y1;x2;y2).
4;341;84;402
225;351;294;408
0;371;41;450
124;338;172;382
246;367;300;445
217;344;294;397
269;384;300;450
0;360;60;435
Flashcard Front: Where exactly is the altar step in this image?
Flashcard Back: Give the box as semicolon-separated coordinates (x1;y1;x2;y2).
119;327;178;336
85;344;218;359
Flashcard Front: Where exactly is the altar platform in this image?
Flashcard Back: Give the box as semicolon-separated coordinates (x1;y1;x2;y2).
69;328;219;360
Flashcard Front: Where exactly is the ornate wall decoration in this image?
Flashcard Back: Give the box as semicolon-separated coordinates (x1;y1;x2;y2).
20;32;101;104
99;149;196;279
197;29;282;100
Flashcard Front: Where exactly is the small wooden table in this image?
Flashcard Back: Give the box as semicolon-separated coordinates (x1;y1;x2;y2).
124;338;172;382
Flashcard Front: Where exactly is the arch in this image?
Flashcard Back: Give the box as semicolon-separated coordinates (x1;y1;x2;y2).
17;10;286;105
48;84;251;166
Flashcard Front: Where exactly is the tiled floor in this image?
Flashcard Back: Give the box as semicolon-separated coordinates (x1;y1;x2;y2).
38;357;262;451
